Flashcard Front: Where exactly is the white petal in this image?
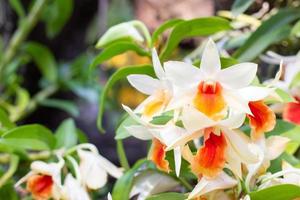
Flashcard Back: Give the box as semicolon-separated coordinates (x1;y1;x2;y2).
222;128;258;164
107;193;113;200
238;86;274;101
226;145;242;179
182;105;216;132
152;48;165;79
217;63;257;89
122;105;148;126
63;174;90;200
78;149;108;189
125;125;153;140
200;38;221;77
164;61;201;89
165;130;203;151
223;90;252;114
150;125;186;146
266;136;290;160
188;172;237;199
15;171;35;187
127;74;161;95
97;154;123;179
174;147;182;177
220;111;245;129
282;161;300;184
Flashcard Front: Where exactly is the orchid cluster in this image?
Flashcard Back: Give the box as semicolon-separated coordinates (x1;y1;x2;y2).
15;144;122;200
121;39;297;199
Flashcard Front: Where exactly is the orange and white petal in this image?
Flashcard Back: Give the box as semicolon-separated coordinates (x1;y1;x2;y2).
283;101;300;125
217;62;257;89
27;174;53;200
150;139;169;172
247;101;276;140
193;81;227;118
152;48;165;79
200;38;221;77
190;131;227;178
188;172;237;199
127;74;161;95
266;136;290;161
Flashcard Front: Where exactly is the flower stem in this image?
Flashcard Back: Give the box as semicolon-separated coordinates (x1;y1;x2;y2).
0;154;19;188
177;177;193;191
0;0;49;75
116;140;130;171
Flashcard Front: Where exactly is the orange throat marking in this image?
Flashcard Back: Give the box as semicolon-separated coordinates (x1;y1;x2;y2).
27;174;53;200
150;138;170;172
191;129;227;178
247;101;276;140
143;90;171;118
193;81;226;120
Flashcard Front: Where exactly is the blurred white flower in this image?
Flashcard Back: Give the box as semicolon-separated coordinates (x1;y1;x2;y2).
62;174;90;200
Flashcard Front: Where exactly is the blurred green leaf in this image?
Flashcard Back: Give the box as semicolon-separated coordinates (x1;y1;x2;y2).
97;65;154;132
269;152;300;173
76;128;88;143
291;20;300;37
40;99;79;117
266;120;296;137
55;118;78;149
23;42;57;82
112;159;154;200
234;8;300;61
147;193;186;200
250;184;300;200
43;0;73;38
9;0;25;19
91;41;150;70
152;19;184;44
231;0;255;16
0;108;16;136
1;124;56;150
0;176;19;200
275;88;295;103
160;17;231;60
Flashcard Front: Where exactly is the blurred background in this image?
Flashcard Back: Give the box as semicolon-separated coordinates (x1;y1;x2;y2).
0;0;299;167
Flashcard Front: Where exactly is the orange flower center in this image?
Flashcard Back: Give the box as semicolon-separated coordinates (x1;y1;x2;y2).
27;174;53;200
150;138;169;172
191;129;227;178
193;81;226;120
247;101;276;140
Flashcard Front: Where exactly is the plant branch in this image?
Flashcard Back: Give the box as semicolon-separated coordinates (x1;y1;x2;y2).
0;154;19;188
116;140;130;170
0;0;48;75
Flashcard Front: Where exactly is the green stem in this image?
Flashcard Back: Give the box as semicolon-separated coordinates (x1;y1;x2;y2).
0;0;48;75
0;151;51;164
116;140;130;170
0;155;19;188
177;177;193;191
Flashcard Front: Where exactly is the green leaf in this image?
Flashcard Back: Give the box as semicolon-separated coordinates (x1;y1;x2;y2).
250;184;300;200
43;0;73;38
40;99;79;117
150;112;173;125
9;0;25;19
266;120;296;137
291;20;300;37
160;17;231;60
115;114;138;140
290;72;300;87
23;42;57;82
234;8;300;61
77;128;88;143
0;108;15;133
152;19;184;44
97;65;154;132
90;41;150;70
231;0;255;16
147;193;186;200
112;159;153;200
55;119;78;149
1;124;56;150
275;88;295;103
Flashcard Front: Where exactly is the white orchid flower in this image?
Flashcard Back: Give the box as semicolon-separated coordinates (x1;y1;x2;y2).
76;144;123;190
122;105;185;176
164;38;272;118
15;156;65;200
130;171;179;200
245;135;290;190
62;174;90;200
127;49;173;121
188;171;238;199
